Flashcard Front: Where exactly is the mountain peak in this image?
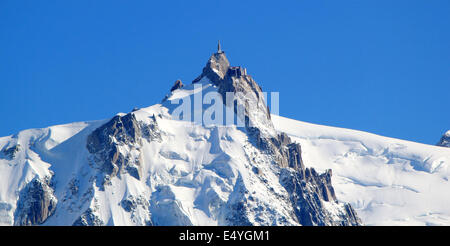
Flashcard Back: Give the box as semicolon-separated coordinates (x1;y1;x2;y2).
193;50;230;84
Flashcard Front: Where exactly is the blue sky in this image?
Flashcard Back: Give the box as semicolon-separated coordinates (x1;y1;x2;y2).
1;0;449;145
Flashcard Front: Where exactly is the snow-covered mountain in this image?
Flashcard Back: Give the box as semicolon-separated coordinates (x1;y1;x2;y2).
272;116;450;225
1;46;448;226
0;47;360;226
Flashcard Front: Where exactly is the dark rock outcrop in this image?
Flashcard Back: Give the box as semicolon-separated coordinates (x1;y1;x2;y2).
14;176;57;225
2;144;20;159
170;79;184;92
121;195;152;225
280;167;361;226
73;208;103;226
437;131;450;147
87;112;161;184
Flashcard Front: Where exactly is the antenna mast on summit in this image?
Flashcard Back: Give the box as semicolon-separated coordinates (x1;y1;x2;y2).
217;40;222;53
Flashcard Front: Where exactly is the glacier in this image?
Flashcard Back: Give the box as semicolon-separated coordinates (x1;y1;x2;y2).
272;115;450;225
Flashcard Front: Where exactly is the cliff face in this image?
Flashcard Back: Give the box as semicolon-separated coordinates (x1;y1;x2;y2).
86;113;161;183
14;176;57;225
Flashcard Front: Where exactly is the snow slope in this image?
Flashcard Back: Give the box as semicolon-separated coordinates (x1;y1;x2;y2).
0;121;105;225
272;115;450;225
0;102;293;226
2;99;448;225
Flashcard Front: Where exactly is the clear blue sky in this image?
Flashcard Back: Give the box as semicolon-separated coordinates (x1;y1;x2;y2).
1;0;449;145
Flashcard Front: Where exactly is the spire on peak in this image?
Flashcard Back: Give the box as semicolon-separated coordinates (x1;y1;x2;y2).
217;40;223;54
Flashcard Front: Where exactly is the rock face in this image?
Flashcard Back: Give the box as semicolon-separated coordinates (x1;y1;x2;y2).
437;130;450;147
14;176;57;225
280;168;360;225
193;52;230;84
86;113;161;184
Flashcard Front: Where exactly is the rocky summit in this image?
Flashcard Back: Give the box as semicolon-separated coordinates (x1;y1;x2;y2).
1;44;364;225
